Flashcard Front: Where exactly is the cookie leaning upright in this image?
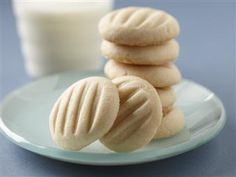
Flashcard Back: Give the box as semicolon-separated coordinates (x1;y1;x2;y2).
99;7;180;46
49;77;120;151
100;76;162;152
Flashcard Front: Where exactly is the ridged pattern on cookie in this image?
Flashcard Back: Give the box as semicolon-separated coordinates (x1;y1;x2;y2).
101;39;179;65
104;60;182;88
49;77;119;151
99;7;180;46
100;76;162;152
153;107;185;139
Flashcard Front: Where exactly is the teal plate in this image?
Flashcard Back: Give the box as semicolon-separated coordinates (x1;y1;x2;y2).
0;71;226;165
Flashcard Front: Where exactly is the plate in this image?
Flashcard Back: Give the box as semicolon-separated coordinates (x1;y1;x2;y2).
0;71;226;165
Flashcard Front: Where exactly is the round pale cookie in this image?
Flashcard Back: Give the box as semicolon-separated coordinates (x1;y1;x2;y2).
156;87;176;108
101;40;179;65
99;7;180;46
153;107;185;139
49;77;120;151
104;60;182;88
100;76;162;152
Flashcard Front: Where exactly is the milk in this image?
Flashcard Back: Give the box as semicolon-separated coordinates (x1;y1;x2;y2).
13;0;113;77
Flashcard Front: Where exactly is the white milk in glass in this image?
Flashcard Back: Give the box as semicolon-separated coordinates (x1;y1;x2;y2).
13;0;113;77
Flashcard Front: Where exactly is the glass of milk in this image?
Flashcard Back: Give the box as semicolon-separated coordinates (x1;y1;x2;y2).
13;0;113;78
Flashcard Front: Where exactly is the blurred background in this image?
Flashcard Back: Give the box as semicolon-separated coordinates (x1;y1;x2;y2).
0;0;235;177
1;0;235;100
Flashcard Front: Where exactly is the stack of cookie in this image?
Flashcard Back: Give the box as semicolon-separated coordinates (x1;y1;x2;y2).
99;7;185;139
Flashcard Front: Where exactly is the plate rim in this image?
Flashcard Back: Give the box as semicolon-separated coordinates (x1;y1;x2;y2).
0;73;227;165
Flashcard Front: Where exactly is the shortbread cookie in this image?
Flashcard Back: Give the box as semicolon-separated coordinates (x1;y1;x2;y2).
153;107;185;139
163;106;173;115
104;60;182;88
49;77;120;151
99;7;180;46
101;40;179;65
100;76;162;152
156;87;176;108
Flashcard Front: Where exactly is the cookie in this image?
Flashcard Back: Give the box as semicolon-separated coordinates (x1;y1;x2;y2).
163;106;174;115
100;76;162;152
99;7;180;46
153;107;185;139
156;87;176;108
104;60;182;88
49;77;120;151
101;39;179;65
